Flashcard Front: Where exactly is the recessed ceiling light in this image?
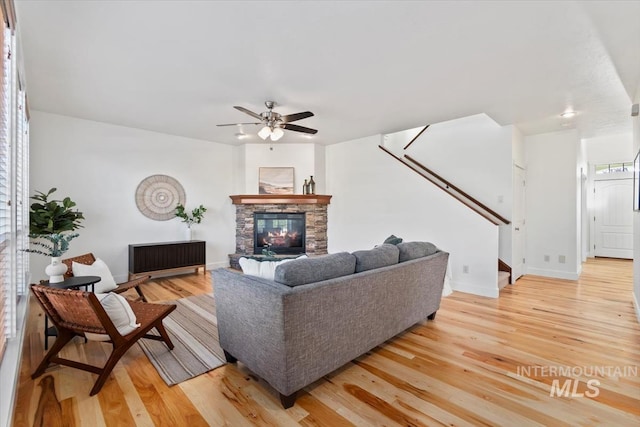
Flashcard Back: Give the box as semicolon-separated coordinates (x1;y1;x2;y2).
235;132;248;140
560;110;576;118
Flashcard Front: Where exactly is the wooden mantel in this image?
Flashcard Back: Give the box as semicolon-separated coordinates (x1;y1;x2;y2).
230;194;332;205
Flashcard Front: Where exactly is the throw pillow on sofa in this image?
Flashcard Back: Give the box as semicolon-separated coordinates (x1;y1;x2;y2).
274;252;356;287
383;234;403;245
397;241;438;262
239;256;307;281
352;243;399;273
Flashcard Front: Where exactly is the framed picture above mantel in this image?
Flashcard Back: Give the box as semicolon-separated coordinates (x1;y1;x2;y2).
259;167;294;195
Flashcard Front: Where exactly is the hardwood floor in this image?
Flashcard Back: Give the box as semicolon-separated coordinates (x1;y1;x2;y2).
12;258;640;426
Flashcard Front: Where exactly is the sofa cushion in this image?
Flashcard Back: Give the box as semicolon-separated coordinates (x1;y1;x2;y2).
352;244;399;273
383;234;403;245
397;241;438;262
274;252;356;287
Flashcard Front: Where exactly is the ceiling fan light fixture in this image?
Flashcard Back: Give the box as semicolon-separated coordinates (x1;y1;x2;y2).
270;127;284;141
258;126;271;140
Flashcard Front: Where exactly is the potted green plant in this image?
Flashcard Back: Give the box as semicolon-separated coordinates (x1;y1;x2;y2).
25;188;85;282
175;203;207;240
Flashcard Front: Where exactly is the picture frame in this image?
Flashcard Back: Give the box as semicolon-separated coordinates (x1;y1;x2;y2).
634;150;640;211
259;167;294;194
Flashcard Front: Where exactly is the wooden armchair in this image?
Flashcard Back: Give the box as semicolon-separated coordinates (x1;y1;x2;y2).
30;284;176;396
62;253;149;302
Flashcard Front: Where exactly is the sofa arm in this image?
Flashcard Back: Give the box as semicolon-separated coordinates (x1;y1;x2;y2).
212;268;292;393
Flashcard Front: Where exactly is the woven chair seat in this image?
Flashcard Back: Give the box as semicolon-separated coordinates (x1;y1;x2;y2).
30;284;176;396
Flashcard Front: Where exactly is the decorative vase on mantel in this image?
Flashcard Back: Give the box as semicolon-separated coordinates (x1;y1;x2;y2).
45;256;67;283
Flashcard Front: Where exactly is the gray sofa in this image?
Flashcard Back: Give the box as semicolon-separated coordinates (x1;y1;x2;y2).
212;242;449;408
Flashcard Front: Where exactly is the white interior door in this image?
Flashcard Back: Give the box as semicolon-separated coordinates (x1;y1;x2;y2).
594;179;633;259
512;166;526;281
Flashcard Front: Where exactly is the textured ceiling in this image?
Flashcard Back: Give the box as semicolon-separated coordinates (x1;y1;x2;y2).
15;1;640;145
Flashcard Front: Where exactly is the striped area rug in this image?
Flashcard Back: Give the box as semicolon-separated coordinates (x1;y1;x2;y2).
138;293;226;386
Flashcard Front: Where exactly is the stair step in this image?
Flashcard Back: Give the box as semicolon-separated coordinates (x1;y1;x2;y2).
498;271;510;289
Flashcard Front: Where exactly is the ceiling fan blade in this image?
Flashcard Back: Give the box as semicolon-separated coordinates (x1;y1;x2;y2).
217;122;261;127
280;111;314;123
282;123;318;134
234;106;263;120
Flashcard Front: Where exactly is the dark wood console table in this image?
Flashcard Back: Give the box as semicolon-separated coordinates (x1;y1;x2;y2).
128;240;206;279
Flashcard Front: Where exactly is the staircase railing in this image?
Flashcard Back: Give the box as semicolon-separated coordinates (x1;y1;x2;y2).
378;145;510;226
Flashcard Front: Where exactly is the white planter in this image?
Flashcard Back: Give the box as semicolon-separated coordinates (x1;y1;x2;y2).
45;256;68;283
185;226;193;241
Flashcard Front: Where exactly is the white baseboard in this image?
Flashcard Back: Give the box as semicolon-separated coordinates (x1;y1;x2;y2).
207;261;229;270
525;267;580;281
451;280;499;298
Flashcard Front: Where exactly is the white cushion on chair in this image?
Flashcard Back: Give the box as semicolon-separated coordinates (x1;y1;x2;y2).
85;293;140;341
72;258;118;293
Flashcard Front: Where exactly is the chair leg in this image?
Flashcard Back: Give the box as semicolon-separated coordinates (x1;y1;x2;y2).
89;345;130;396
32;329;75;379
134;286;147;302
154;322;174;350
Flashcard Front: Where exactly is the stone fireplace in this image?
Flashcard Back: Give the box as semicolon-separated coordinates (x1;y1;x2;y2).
229;194;331;269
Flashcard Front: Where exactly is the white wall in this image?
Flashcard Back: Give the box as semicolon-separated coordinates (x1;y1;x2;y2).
326;135;500;298
525;129;581;279
240;143;316;195
405;114;513;220
585;133;635;163
632;110;640;324
29;112;236;282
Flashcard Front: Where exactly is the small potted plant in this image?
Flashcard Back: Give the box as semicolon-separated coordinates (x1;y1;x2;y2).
175;203;207;240
25;188;85;282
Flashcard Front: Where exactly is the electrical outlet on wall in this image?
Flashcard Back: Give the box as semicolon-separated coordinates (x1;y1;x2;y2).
558;255;566;264
544;255;550;262
463;265;469;274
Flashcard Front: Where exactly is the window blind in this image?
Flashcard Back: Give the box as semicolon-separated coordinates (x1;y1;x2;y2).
0;11;9;361
0;0;28;361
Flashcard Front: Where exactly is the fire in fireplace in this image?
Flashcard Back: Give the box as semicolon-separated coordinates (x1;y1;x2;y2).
254;212;305;255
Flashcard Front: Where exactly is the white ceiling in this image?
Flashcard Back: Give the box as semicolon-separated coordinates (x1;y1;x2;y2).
14;1;640;146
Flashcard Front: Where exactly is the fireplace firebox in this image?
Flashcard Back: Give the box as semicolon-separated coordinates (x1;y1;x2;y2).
254;212;306;255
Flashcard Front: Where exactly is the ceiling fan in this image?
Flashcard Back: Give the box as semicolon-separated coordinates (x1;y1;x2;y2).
217;101;317;141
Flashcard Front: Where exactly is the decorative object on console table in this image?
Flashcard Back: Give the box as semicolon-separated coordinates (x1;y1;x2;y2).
24;188;85;283
135;174;186;221
259;167;294;194
174;203;207;241
129;240;206;280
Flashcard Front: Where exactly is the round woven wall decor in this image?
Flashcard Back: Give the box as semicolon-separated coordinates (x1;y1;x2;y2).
135;174;186;221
